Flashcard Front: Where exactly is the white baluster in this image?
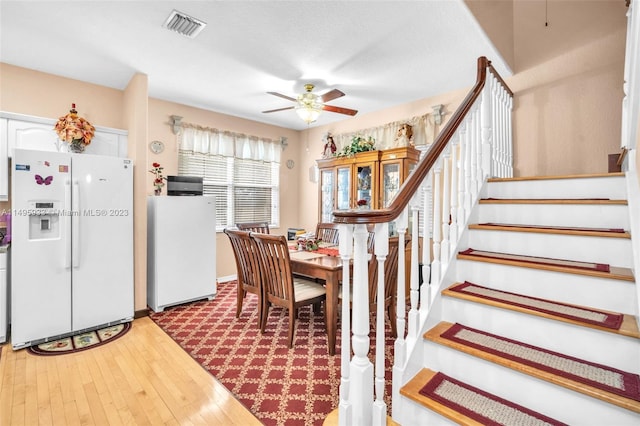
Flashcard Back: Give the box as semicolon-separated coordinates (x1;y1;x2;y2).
481;80;493;179
431;161;442;287
474;108;483;194
408;197;420;337
497;87;505;177
507;94;514;177
392;210;408;419
457;123;468;237
420;172;433;306
338;224;353;426
441;148;451;266
350;224;373;426
372;222;389;426
395;209;408;347
449;138;459;250
463;118;473;215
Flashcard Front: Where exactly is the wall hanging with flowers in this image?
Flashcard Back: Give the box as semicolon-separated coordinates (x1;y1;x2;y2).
149;162;166;195
53;103;95;153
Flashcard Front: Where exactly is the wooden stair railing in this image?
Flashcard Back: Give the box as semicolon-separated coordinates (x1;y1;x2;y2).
328;56;514;426
333;56;511;226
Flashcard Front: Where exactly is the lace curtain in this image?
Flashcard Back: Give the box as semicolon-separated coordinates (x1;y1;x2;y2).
332;113;436;152
179;123;281;163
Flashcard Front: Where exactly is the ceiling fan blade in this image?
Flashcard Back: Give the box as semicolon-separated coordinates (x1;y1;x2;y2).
262;106;295;113
321;89;345;103
267;92;297;102
323;104;358;116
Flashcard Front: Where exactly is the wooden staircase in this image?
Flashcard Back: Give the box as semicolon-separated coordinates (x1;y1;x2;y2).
399;173;640;425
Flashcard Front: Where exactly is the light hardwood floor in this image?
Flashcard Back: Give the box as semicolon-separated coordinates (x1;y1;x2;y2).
0;317;262;425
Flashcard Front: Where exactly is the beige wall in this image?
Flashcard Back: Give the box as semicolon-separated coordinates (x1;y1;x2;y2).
123;73;149;311
507;0;627;177
147;99;302;279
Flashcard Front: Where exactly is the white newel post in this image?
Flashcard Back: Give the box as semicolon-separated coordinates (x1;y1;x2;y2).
338;224;354;426
350;224;373;425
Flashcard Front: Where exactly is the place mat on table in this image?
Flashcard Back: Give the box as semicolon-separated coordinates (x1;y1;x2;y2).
289;251;327;260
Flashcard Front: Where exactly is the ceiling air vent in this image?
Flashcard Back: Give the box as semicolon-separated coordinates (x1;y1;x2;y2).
163;10;206;39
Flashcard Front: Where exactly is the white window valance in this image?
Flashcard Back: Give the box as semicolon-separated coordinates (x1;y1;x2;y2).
179;123;281;163
333;113;436;152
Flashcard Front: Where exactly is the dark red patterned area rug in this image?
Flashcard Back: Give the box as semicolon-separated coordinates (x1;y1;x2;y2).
149;281;394;426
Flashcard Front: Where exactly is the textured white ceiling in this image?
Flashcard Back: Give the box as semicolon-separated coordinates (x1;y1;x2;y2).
0;1;510;131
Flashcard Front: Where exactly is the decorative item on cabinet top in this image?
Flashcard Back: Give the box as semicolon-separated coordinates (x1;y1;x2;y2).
1;111;128;158
54;103;95;154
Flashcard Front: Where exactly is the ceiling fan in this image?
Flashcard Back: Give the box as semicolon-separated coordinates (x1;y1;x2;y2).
262;84;358;124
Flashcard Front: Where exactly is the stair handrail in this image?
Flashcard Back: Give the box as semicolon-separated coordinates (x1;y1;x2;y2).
333;56;511;225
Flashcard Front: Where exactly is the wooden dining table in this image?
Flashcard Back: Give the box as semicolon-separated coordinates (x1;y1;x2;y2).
288;248;342;355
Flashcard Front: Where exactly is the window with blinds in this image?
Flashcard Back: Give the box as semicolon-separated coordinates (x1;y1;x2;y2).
178;151;279;231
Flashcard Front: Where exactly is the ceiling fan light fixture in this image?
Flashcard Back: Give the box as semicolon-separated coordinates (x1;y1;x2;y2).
295;84;323;123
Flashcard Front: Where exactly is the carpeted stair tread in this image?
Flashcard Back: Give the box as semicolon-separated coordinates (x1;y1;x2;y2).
457;248;634;281
443;282;640;338
401;368;568;426
479;198;627;205
425;322;640;413
469;223;630;238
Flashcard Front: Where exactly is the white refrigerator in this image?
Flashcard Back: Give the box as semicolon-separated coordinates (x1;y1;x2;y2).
147;196;216;312
11;148;134;349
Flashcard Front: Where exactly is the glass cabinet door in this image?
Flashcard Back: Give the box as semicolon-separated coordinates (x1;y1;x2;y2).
356;164;373;209
336;166;351;210
320;169;335;222
382;162;401;208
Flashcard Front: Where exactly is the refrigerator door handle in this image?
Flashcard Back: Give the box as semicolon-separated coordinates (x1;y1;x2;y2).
72;179;80;268
64;179;72;269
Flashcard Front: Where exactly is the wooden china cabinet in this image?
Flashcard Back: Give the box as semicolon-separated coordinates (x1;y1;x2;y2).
317;146;420;222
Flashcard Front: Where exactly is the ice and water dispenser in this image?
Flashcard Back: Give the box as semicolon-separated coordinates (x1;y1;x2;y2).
27;201;61;239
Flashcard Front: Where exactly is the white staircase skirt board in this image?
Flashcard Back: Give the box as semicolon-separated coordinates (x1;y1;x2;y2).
466;229;633;268
485;176;628;200
441;296;640;373
477;203;630;230
422;339;640;425
456;260;637;315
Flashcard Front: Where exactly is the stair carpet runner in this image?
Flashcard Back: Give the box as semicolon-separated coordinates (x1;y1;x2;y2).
400;208;639;423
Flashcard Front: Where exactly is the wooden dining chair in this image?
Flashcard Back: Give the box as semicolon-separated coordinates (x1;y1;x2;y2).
236;221;270;234
315;222;340;246
250;232;327;348
224;228;263;327
340;235;410;338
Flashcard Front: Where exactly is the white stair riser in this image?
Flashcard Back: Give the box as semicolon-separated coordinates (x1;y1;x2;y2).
400;399;458;426
441;297;640;372
477;203;630;230
466;229;633;268
485;176;627;200
422;340;640;425
456;260;637;315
